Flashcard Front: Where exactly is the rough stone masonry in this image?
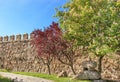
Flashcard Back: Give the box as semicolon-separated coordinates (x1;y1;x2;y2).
0;33;120;80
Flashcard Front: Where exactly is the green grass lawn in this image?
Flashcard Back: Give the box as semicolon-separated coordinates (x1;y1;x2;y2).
14;72;91;82
0;69;117;82
0;76;12;82
0;69;91;82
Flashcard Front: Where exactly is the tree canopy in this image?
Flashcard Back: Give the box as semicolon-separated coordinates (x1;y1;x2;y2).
31;22;62;74
32;22;77;75
56;0;120;57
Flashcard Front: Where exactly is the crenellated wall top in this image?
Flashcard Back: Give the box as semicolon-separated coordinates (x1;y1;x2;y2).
0;33;34;42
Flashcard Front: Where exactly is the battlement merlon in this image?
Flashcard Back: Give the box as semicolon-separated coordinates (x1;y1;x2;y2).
0;33;33;42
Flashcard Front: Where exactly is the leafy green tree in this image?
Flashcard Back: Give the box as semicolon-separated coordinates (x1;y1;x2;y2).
55;0;120;77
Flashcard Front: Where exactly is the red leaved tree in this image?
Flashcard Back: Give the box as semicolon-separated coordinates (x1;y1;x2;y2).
31;22;62;75
32;22;76;75
54;39;77;75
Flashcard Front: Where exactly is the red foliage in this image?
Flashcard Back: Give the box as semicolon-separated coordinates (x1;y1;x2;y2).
31;22;63;58
31;22;76;75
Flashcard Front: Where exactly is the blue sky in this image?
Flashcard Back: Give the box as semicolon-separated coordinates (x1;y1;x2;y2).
0;0;67;36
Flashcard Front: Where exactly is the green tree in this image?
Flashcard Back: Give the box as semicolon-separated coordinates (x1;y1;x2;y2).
55;0;120;77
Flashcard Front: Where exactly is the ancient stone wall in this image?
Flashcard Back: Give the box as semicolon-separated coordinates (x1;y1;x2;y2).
0;34;119;80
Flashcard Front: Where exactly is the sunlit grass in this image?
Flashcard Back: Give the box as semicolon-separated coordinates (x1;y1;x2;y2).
0;69;9;72
0;69;91;82
13;72;91;82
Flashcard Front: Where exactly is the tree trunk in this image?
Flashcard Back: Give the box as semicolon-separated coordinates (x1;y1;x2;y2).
98;56;104;78
47;64;51;75
70;64;76;75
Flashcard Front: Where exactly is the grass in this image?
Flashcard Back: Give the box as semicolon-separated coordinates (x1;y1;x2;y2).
0;69;118;82
0;69;9;72
0;69;91;82
13;72;91;82
0;76;12;82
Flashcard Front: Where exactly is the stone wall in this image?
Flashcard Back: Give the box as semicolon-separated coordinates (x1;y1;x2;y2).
0;34;120;80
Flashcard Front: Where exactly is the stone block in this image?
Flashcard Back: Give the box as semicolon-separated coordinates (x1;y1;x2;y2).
10;35;15;41
23;33;28;40
57;70;68;77
4;36;8;41
0;36;3;42
82;61;97;71
73;70;101;80
30;33;34;39
16;34;21;41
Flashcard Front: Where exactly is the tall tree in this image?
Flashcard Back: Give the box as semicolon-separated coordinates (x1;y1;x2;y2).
31;22;62;75
54;39;77;75
32;22;77;75
55;0;120;77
